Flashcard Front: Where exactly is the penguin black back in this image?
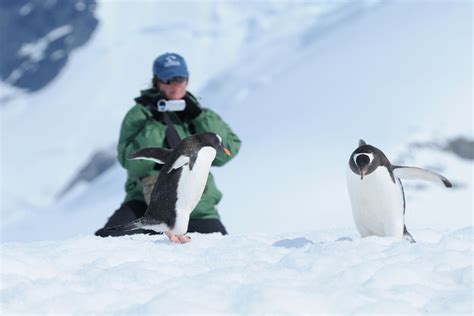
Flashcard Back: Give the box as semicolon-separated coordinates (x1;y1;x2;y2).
145;166;183;227
160;133;224;173
143;132;226;226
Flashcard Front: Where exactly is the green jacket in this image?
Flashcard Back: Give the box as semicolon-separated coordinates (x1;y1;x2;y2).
117;88;241;219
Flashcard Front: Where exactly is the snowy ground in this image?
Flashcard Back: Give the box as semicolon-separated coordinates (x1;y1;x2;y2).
1;227;472;314
1;1;472;314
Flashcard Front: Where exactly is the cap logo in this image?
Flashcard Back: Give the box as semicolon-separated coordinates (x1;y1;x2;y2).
164;56;181;67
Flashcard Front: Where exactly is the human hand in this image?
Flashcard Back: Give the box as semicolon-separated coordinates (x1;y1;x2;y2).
178;92;202;120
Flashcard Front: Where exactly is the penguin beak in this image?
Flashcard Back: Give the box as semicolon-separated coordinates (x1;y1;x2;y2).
359;168;366;180
218;139;231;156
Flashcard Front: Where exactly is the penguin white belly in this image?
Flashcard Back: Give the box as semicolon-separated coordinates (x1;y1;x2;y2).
346;167;404;238
173;147;216;233
171;213;190;236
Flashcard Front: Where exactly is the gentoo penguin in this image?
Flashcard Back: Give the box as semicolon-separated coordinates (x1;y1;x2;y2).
108;132;231;243
346;139;452;243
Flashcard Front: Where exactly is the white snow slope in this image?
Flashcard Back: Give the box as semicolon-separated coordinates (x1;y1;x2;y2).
1;1;365;241
1;1;471;242
0;1;472;314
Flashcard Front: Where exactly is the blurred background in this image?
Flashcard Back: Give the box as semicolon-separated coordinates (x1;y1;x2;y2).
1;0;472;242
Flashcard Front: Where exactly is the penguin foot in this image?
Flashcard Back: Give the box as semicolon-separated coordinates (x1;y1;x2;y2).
177;235;191;243
165;232;180;243
165;232;191;243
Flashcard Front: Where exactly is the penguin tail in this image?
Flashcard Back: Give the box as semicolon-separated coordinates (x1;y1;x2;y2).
106;218;146;232
105;218;168;233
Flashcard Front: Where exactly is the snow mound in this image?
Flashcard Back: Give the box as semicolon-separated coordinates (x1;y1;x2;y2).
2;227;472;314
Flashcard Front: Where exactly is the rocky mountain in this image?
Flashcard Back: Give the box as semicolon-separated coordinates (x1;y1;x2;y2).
0;0;98;92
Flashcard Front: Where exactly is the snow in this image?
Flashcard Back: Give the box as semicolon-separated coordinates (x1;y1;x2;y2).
393;136;473;234
3;0;468;243
1;228;472;314
0;1;351;235
19;3;33;17
1;0;377;240
18;25;73;63
201;0;472;236
0;1;472;313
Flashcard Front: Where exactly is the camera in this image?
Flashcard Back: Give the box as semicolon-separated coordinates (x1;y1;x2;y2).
157;99;186;112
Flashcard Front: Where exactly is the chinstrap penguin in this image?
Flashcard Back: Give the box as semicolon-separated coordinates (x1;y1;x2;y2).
346;139;452;243
107;132;231;243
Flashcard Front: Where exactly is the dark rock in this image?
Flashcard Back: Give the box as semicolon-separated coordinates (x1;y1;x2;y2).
407;136;474;161
57;148;116;198
443;137;474;161
0;0;98;92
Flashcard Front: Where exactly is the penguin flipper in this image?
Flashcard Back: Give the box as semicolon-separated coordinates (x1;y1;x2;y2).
105;218;145;231
128;147;173;164
391;166;452;188
168;155;190;173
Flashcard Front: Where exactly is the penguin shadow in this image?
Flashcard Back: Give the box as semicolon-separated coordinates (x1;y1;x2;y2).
152;238;178;245
128;236;184;246
335;236;353;242
152;235;194;245
272;237;315;249
272;236;354;249
124;232;178;245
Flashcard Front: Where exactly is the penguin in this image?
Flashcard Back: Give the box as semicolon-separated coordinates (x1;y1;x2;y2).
108;132;231;243
346;139;452;243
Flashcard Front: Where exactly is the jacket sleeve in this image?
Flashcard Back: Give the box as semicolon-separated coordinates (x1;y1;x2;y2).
117;105;166;178
191;108;241;166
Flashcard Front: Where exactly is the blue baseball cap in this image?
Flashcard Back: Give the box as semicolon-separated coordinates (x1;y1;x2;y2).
152;53;189;81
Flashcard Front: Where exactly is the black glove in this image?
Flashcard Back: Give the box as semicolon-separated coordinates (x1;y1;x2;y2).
178;92;202;121
134;89;165;114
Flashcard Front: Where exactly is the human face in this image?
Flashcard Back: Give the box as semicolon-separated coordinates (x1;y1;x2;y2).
157;77;188;100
